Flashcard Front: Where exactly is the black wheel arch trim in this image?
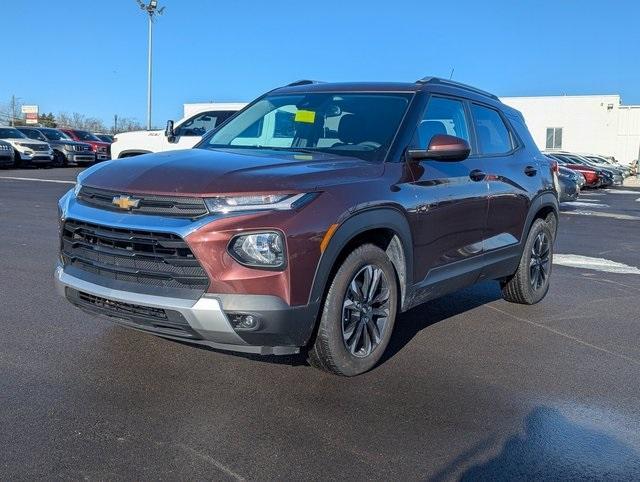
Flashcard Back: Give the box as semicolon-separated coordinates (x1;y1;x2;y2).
522;190;559;240
117;150;152;159
307;206;414;314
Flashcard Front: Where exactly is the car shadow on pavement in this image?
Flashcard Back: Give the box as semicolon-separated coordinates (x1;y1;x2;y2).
176;281;504;369
428;406;640;481
381;281;503;364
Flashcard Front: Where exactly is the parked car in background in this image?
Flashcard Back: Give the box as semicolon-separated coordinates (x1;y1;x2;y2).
557;152;623;185
0;140;14;167
60;129;111;161
0;126;53;167
583;154;631;177
557;166;581;202
546;154;600;188
16;127;95;167
111;103;245;159
94;133;114;143
56;78;559;376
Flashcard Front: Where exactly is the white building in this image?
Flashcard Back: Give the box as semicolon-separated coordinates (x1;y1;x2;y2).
501;94;640;166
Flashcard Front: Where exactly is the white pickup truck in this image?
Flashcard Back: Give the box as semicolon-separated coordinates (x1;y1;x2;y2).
111;102;247;159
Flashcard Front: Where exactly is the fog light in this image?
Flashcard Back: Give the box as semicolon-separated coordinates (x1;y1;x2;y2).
228;313;260;331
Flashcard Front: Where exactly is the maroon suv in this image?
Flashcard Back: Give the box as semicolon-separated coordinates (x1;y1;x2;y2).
56;78;558;376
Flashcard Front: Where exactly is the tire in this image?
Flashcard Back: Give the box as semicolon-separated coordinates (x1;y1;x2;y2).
12;149;21;168
308;244;398;376
53;150;68;167
501;218;554;305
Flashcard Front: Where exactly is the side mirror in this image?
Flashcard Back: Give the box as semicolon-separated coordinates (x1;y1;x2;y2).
165;120;175;140
407;134;471;162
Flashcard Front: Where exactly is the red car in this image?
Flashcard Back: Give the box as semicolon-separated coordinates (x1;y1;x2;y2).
545;154;599;187
60;129;111;161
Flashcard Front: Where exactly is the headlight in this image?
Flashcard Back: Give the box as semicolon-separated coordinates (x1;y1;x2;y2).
204;192;313;213
64;144;74;151
229;232;285;268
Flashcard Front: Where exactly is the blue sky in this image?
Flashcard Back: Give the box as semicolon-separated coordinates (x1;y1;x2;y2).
2;0;639;127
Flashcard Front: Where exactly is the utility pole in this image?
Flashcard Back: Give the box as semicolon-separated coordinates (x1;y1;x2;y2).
136;1;165;130
10;95;15;126
114;114;119;134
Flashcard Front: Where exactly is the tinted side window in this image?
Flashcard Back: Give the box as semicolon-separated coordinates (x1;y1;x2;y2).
471;104;514;155
416;97;470;149
22;130;45;141
176;111;229;137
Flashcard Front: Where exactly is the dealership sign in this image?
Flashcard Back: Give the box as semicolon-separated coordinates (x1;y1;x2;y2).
21;105;39;124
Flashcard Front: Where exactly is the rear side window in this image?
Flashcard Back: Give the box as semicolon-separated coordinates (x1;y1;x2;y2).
471;104;514;155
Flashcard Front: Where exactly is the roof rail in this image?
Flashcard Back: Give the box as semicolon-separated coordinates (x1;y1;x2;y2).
286;79;325;87
416;77;499;100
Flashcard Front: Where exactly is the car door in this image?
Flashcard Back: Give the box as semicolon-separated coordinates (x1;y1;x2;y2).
471;103;538;279
405;95;489;296
169;111;235;151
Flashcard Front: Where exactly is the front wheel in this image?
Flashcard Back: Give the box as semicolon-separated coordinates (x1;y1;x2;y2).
53;151;68;167
308;244;398;376
12;149;21;168
501;218;554;305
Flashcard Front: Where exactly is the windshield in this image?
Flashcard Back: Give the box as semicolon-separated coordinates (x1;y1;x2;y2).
0;128;27;139
198;92;412;162
41;128;71;141
72;130;101;142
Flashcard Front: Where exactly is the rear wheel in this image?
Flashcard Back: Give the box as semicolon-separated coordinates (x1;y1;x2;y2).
308;244;398;376
501;218;553;305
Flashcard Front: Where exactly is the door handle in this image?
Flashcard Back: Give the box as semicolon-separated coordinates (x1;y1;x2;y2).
524;165;537;177
469;169;486;182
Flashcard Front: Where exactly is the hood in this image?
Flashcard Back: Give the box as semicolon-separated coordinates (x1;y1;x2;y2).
82;148;383;196
0;137;49;146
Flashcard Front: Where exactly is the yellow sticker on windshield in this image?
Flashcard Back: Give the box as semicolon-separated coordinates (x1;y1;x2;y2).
295;110;316;124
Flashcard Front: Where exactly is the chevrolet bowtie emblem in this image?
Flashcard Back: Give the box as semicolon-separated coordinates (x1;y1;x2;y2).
112;195;141;210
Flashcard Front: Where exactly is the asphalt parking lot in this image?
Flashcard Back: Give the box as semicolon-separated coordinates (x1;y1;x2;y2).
1;167;639;480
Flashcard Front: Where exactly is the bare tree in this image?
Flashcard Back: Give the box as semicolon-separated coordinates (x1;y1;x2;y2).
56;112;107;132
113;117;145;134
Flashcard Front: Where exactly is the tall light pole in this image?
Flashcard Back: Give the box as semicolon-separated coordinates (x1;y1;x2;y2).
137;0;165;130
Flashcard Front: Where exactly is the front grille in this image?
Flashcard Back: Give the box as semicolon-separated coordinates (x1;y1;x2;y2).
61;219;209;292
74;144;92;152
98;146;108;153
25;144;49;151
77;186;209;218
67;288;201;339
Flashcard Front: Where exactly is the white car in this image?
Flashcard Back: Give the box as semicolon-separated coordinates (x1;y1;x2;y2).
111;103;246;159
0;126;53;167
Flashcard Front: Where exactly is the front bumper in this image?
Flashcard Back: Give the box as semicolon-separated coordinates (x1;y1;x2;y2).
55;265;305;355
0;152;13;166
20;150;53;163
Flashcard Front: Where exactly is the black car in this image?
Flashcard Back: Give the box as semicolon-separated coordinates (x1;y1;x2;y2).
16;127;95;167
0;140;13;167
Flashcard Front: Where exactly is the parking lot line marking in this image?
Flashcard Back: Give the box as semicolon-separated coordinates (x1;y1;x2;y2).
0;176;75;185
175;443;245;480
562;201;609;208
554;254;640;275
486;304;640;366
562;210;640;221
556;271;640;293
603;189;640;195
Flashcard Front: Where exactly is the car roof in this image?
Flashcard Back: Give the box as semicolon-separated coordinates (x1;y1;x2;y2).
272;78;514;114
